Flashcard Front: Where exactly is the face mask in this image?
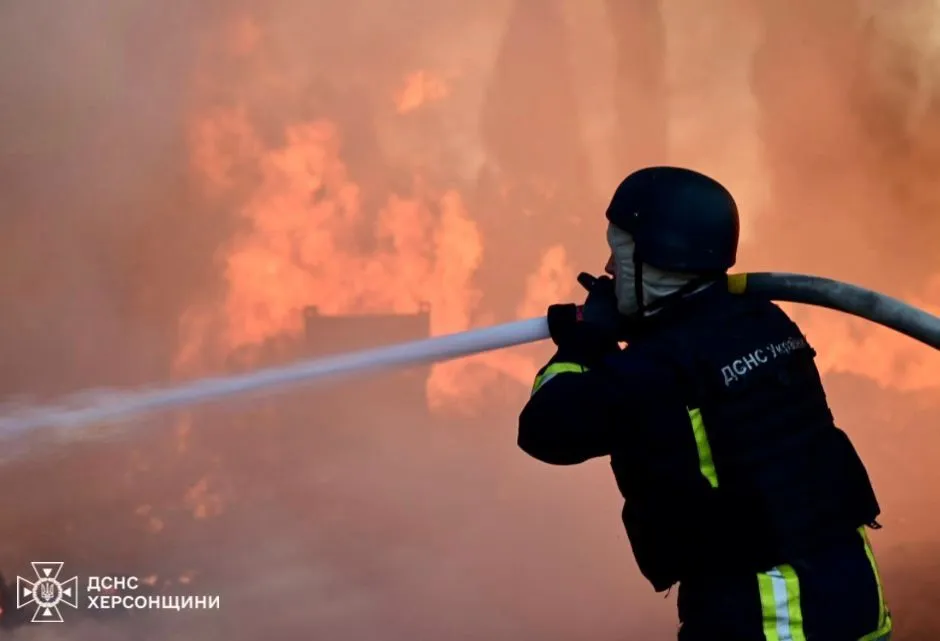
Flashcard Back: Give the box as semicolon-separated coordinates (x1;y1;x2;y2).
607;224;640;316
606;223;700;316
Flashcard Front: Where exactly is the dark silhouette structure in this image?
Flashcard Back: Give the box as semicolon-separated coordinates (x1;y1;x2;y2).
303;305;433;412
475;0;599;312
604;0;669;171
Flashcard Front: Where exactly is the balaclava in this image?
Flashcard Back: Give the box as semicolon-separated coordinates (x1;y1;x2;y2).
607;223;708;316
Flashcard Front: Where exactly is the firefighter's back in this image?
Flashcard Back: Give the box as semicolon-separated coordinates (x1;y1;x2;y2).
610;287;892;639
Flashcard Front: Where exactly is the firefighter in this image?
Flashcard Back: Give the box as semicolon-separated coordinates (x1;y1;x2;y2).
518;166;893;640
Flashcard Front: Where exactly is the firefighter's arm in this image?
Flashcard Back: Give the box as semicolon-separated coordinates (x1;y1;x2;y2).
518;351;622;465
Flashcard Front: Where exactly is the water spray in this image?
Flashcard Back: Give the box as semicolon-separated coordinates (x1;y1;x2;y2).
0;272;938;448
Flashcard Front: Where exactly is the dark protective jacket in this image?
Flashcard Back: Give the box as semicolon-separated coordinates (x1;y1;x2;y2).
518;281;881;593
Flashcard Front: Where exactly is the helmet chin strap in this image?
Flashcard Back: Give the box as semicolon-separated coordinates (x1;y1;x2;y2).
633;252;646;317
630;251;720;320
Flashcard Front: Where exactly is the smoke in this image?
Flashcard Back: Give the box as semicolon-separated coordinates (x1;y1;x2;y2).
0;0;939;639
0;0;234;398
668;3;940;638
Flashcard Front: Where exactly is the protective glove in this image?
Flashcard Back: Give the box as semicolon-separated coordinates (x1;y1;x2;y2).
546;272;623;360
576;272;624;337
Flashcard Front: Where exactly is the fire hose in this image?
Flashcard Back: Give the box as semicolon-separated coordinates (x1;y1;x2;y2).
0;272;937;440
726;272;940;349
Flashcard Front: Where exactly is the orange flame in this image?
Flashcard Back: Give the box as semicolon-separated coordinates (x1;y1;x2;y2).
516;245;576;319
394;70;450;114
180;91;540;410
176;8;940;421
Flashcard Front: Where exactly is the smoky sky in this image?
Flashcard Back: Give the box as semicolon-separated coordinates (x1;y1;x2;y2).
0;1;938;639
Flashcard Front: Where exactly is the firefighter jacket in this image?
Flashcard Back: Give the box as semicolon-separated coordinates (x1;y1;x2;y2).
518;282;881;592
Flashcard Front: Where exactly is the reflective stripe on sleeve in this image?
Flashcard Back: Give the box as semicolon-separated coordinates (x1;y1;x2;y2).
687;407;718;489
530;362;587;396
857;527;893;641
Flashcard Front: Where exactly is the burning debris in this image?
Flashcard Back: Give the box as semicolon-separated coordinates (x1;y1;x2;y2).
0;0;939;639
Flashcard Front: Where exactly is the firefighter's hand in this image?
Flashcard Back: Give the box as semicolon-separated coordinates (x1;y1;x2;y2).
546;273;622;356
577;272;622;337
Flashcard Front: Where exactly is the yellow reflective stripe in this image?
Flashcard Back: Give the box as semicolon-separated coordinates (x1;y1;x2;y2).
757;531;892;641
687;408;718;488
857;628;892;641
758;565;807;641
728;273;748;294
857;527;893;641
530;362;587;395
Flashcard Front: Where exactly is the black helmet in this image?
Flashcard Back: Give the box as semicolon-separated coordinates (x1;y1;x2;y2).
605;166;739;273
